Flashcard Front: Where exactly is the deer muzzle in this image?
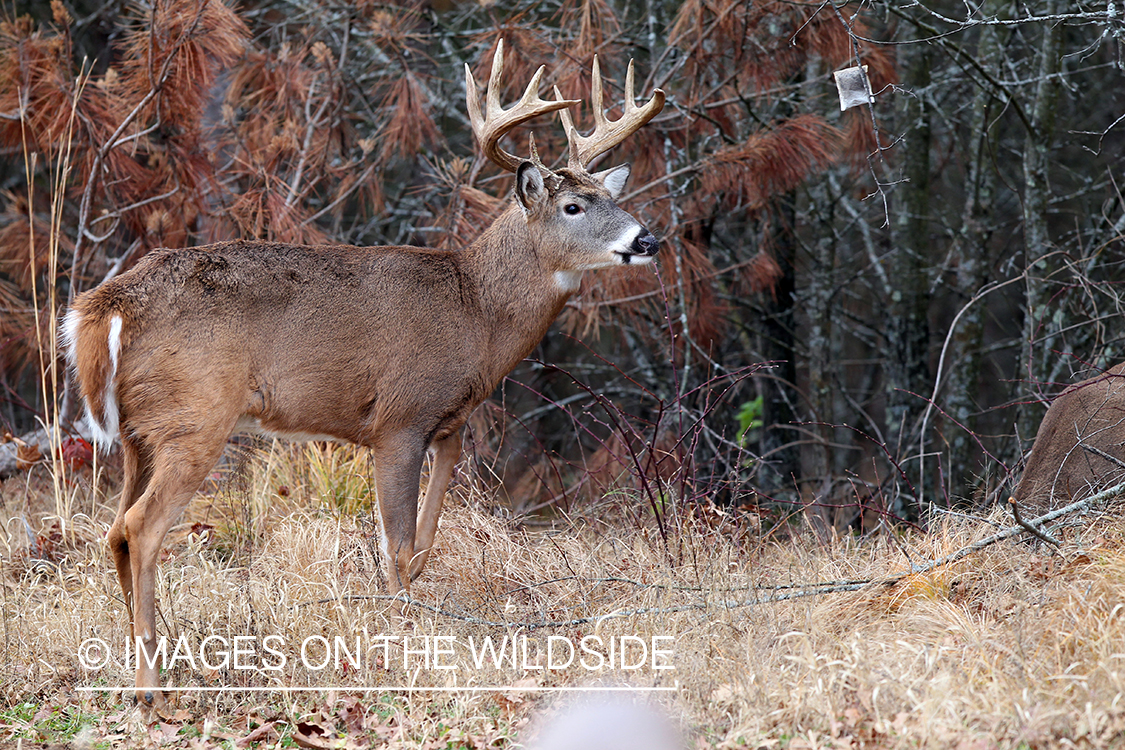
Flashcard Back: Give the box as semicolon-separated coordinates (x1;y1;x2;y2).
624;229;659;263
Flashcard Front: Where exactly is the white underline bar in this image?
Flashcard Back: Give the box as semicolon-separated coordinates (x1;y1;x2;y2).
77;685;676;693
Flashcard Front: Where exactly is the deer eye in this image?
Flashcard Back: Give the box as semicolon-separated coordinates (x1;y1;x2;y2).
564;203;583;215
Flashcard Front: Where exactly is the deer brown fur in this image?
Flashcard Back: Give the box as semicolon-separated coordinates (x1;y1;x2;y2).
62;42;664;708
1012;362;1125;513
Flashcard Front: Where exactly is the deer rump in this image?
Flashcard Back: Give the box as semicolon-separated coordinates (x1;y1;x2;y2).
1013;362;1125;512
64;239;488;452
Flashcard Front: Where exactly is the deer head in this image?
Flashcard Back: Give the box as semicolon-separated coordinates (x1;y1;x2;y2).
465;40;664;282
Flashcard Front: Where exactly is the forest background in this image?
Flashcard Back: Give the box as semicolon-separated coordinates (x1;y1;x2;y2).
1;0;1123;530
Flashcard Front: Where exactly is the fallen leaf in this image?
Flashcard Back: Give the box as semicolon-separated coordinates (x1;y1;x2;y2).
59;436;93;471
148;721;182;745
237;720;279;747
16;441;40;470
337;696;366;734
292;720;336;749
190;522;215;541
496;676;539;715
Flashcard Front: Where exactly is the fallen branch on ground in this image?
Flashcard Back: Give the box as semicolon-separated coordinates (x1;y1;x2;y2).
299;483;1123;629
1007;496;1062;548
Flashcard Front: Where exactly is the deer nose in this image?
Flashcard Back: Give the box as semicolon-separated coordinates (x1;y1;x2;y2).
632;231;659;257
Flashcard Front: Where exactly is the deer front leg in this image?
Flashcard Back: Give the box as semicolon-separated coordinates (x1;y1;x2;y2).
372;433;427;612
410;433;461;581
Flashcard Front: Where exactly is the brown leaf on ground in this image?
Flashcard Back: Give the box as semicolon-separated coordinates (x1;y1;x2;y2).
336;695;366;734
292;719;336;749
16;441;40;470
236;720;279;747
495;676;540;718
148;720;183;745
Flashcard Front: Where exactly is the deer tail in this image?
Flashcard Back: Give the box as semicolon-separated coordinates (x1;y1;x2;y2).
61;301;125;449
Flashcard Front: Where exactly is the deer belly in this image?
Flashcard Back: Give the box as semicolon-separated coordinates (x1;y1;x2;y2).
232;415;348;444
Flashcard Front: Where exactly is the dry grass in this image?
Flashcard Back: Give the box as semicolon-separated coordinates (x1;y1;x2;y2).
0;445;1124;748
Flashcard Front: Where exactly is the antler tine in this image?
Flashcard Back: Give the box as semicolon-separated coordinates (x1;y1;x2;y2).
563;56;666;172
590;56;607;130
527;132;548;173
485;42;506;122
465;39;581;174
555;84;578;149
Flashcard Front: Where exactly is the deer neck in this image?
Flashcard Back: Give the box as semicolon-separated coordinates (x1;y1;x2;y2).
463;206;577;381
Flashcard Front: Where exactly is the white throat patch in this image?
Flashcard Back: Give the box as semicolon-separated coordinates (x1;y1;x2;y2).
554;270;583;292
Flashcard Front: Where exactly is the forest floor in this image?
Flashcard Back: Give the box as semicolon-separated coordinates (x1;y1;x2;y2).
0;442;1122;749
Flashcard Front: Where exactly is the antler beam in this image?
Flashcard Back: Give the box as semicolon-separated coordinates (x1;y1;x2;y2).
555;57;666;171
465;40;580;174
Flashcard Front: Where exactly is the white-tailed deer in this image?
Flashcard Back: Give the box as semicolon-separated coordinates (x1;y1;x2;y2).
1012;362;1125;512
62;41;664;707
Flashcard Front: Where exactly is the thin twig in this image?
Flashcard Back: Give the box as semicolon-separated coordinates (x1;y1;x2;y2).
1079;443;1125;471
1007;496;1061;548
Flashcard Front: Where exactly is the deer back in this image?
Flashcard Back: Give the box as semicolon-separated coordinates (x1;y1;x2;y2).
68;239;498;448
1013;362;1125;512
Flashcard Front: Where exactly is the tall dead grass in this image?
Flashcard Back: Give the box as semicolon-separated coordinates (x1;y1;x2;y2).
1;444;1123;748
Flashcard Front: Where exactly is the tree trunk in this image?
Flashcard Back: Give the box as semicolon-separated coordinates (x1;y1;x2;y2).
1017;0;1063;442
758;205;800;498
800;181;837;531
943;22;999;503
886;35;933;517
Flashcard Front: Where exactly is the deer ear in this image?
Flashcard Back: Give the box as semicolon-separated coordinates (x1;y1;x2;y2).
593;164;630;200
515;161;547;212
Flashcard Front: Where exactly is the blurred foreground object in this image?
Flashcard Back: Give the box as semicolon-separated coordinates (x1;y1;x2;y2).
527;697;684;750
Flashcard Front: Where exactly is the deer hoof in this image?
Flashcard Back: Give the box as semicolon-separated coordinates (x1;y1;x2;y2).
136;689;164;708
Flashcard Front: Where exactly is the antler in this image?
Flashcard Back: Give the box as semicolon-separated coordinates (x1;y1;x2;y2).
465;40;580;173
555;57;666;172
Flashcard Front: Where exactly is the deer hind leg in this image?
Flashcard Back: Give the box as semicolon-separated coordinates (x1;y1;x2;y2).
107;436;153;636
125;433;228;708
410;433;461;582
371;432;427;612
